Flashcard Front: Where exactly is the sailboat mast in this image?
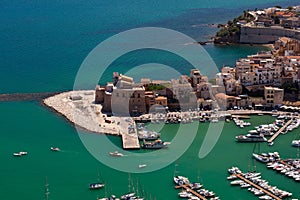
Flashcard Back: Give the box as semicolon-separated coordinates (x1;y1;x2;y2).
128;173;131;192
45;176;50;200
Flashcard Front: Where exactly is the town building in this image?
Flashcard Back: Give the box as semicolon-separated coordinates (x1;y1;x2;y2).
264;86;284;107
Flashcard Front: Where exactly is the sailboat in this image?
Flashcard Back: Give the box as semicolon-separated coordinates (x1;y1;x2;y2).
45;177;50;200
89;171;105;190
120;174;135;200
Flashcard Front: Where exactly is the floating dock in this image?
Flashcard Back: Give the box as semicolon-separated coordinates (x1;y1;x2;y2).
267;119;293;143
175;185;207;200
233;174;281;200
231;115;250;119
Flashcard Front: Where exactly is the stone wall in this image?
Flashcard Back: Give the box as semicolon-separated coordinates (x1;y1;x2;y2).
240;26;300;44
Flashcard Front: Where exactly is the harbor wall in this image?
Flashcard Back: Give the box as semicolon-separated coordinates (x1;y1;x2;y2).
240;26;300;44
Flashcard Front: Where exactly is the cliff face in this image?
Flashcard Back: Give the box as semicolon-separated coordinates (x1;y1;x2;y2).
214;33;240;44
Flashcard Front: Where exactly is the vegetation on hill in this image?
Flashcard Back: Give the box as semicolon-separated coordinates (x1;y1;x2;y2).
214;11;254;44
147;84;166;91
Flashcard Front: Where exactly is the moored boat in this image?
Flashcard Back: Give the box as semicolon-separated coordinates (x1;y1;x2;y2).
174;176;190;185
141;139;167;149
120;192;135;199
292;140;300;147
235;134;267;142
252;153;269;163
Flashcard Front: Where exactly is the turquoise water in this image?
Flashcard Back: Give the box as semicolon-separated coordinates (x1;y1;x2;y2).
0;102;299;199
1;0;300;199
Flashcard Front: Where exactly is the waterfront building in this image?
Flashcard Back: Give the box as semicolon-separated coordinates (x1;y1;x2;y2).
274;37;300;56
215;93;241;109
264;86;284;108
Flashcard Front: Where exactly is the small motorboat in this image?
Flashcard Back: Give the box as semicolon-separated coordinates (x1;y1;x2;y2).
138;164;147;168
13;152;22;157
13;151;27;157
109;151;124;157
89;183;105;190
50;147;60;152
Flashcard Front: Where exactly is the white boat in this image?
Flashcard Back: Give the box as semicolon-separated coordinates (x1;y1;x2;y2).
178;191;192;198
174;176;190;185
13;151;27;157
89;183;105;190
292;140;300;147
252;153;269;163
190;182;202;189
50;147;60;151
231;180;244;185
138;164;147;168
89;171;105;190
121;193;135;199
13;152;22;157
109;151;124;157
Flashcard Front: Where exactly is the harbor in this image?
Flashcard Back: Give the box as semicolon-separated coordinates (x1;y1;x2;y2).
228;167;293;199
253;152;300;182
174;175;220;200
2;0;300;199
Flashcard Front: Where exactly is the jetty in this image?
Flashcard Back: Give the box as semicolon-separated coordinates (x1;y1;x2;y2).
267;119;293;143
118;117;140;149
233;173;281;200
175;185;207;200
0;92;61;102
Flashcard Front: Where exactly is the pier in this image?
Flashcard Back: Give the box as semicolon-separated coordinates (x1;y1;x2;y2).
267;119;293;143
231;115;250;119
175;185;207;200
118;117;140;149
234;174;281;200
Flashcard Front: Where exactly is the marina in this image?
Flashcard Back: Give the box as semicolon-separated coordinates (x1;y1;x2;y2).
253;152;300;182
174;175;219;200
228;167;293;199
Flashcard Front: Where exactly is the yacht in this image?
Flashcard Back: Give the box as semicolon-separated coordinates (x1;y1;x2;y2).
292;140;300;147
141;139;167;149
138;131;160;141
252;153;269;163
235;134;267;142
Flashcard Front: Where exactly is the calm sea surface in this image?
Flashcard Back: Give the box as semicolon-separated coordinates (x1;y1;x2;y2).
1;0;300;199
